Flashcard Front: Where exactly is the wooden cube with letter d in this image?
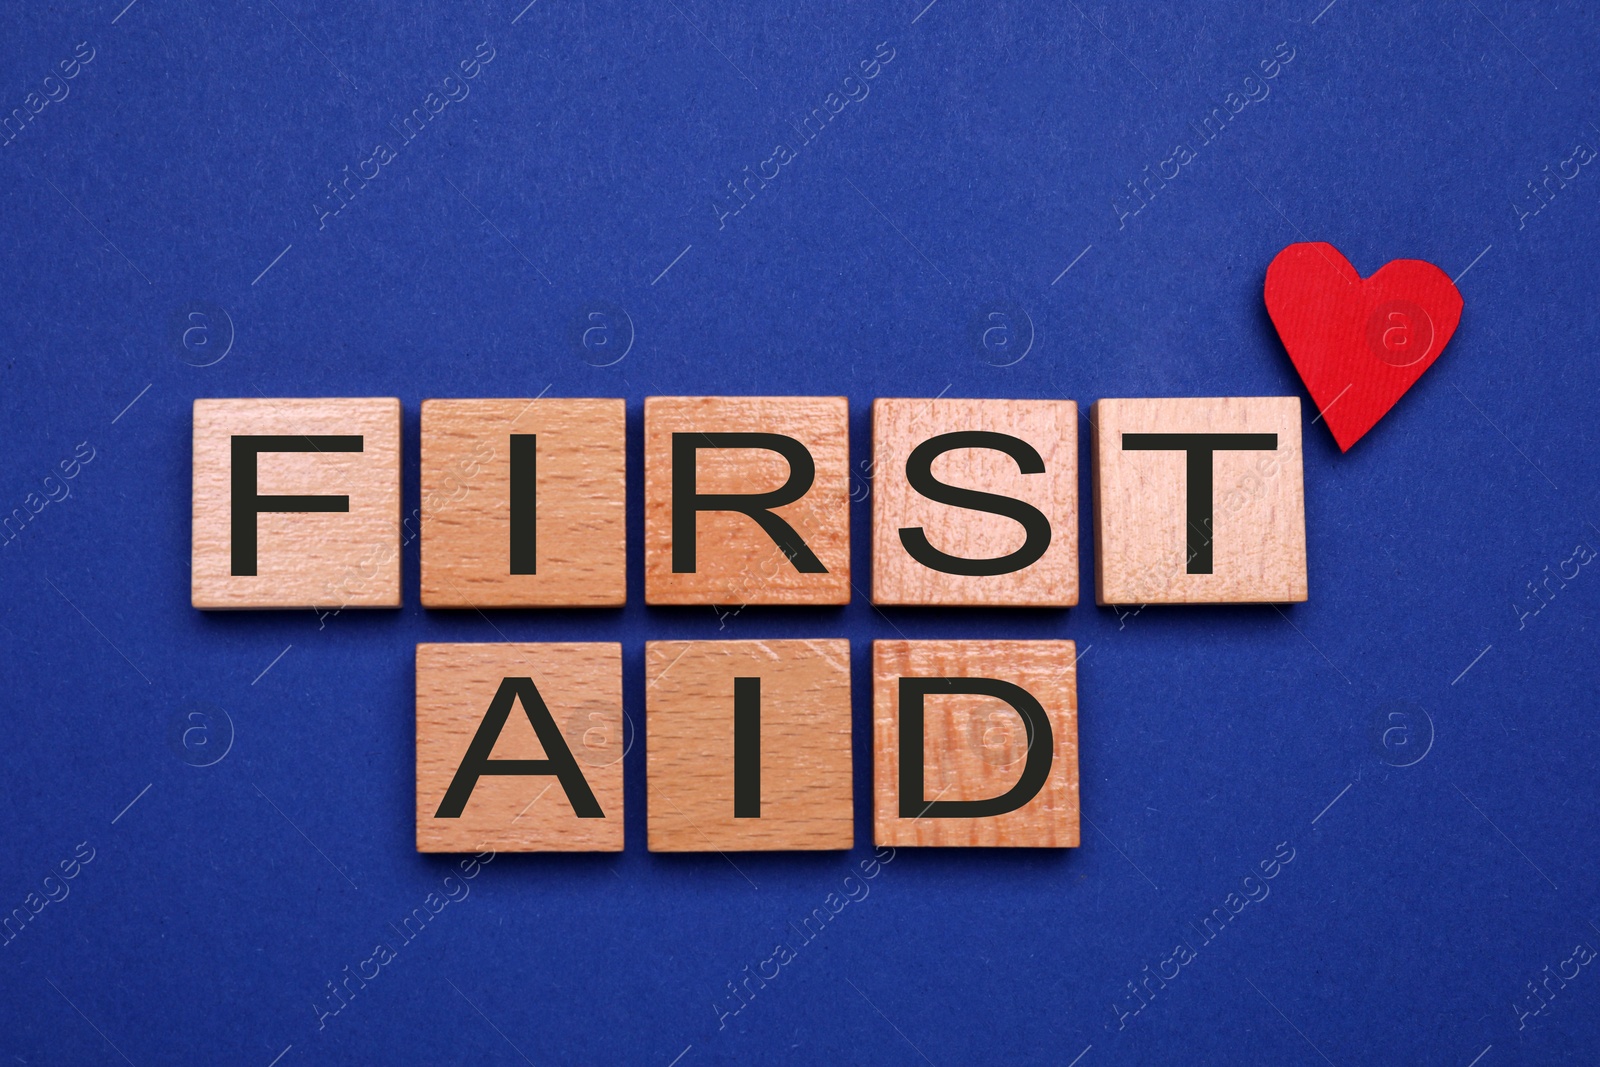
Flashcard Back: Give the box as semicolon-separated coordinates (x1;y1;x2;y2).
873;639;1079;847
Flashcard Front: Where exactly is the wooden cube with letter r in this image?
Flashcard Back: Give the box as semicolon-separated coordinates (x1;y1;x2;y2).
643;396;850;605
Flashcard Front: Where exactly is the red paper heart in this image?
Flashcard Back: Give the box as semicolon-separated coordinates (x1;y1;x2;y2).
1264;242;1462;451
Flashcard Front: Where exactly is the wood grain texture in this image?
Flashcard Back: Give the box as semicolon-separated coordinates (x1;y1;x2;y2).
871;398;1078;606
419;398;626;608
416;642;624;853
1092;397;1307;605
646;639;852;851
192;397;401;609
873;639;1079;848
644;396;850;605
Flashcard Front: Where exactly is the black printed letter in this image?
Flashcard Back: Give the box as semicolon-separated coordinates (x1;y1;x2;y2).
899;431;1052;576
898;677;1052;818
435;677;603;819
734;677;761;818
231;435;363;576
509;434;536;574
671;432;825;573
1120;432;1277;574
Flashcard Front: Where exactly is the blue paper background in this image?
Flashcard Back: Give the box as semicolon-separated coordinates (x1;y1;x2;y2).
3;0;1598;1063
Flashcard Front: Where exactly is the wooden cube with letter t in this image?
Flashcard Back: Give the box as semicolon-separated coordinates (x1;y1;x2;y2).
1092;397;1307;604
646;639;852;851
873;639;1079;848
192;397;401;609
419;398;626;607
871;398;1078;606
643;396;850;605
416;642;624;852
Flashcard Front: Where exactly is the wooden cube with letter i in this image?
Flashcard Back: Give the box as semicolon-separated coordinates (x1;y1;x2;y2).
419;398;626;608
646;639;853;851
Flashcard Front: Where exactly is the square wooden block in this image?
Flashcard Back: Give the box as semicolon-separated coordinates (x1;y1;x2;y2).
872;398;1078;606
416;642;624;853
646;639;852;851
419;398;626;608
644;397;850;605
192;398;400;609
1091;397;1307;605
873;639;1079;848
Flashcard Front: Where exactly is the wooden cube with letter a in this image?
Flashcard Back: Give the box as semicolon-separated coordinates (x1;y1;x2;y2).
419;398;626;608
192;398;401;609
646;639;852;851
872;398;1078;606
416;642;624;852
873;639;1079;848
1092;397;1307;605
644;397;850;605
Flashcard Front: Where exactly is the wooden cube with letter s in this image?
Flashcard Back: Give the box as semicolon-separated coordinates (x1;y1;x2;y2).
872;397;1078;606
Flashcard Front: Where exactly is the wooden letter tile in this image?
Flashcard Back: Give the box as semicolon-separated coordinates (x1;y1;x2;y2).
872;398;1078;606
420;398;626;608
647;639;852;851
416;642;624;852
644;397;850;605
873;639;1079;848
1092;397;1308;605
192;398;400;609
